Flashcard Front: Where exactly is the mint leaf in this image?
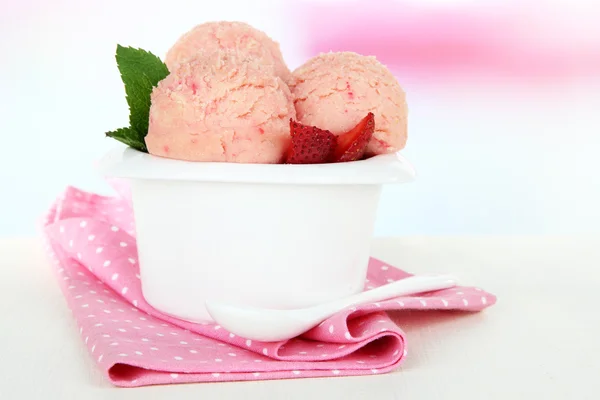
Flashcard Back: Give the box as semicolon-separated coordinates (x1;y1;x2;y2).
110;45;169;152
106;127;147;152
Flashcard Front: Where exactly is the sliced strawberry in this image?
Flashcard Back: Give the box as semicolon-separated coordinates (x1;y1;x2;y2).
284;119;337;164
332;113;375;162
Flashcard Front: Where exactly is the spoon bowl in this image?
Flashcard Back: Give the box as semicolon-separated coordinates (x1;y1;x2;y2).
205;274;458;342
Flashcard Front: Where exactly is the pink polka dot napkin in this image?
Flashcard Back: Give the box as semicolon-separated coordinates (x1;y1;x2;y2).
41;185;496;387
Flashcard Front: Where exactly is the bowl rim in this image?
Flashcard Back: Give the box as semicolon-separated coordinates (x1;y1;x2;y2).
97;146;416;185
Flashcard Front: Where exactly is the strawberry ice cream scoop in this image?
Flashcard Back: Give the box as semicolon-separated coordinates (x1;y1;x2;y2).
165;21;291;83
145;50;296;163
290;52;407;155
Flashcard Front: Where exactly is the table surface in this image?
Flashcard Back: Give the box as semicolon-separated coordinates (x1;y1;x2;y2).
1;236;599;399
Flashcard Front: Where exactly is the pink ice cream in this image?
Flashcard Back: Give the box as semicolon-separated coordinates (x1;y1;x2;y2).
145;50;296;163
290;52;408;155
165;21;291;83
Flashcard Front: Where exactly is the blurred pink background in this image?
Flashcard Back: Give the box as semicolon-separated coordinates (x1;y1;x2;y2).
0;0;598;236
297;0;600;83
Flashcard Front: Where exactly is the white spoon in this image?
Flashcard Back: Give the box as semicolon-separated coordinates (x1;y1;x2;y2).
205;274;458;342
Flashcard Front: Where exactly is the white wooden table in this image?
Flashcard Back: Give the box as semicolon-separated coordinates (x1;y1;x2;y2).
1;236;598;399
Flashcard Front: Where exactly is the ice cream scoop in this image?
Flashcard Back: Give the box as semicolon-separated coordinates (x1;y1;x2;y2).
145;50;296;163
290;52;408;156
166;21;291;82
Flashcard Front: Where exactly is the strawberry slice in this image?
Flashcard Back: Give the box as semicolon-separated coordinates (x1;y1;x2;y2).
284;119;337;164
332;113;375;162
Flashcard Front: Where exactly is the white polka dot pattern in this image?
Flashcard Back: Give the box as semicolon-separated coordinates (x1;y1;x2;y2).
41;184;496;387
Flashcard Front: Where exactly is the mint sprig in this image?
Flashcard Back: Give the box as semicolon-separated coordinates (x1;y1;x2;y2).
106;127;146;151
106;45;169;152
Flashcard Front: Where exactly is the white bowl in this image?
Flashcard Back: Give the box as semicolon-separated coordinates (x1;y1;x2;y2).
98;147;415;322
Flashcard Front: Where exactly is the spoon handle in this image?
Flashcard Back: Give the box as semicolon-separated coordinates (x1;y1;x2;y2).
317;274;458;316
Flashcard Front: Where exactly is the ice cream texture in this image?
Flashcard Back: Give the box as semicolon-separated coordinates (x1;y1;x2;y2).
145;50;296;163
166;21;291;83
290;52;408;155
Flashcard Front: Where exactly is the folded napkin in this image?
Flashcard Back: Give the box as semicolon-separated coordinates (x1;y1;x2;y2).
42;185;496;387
